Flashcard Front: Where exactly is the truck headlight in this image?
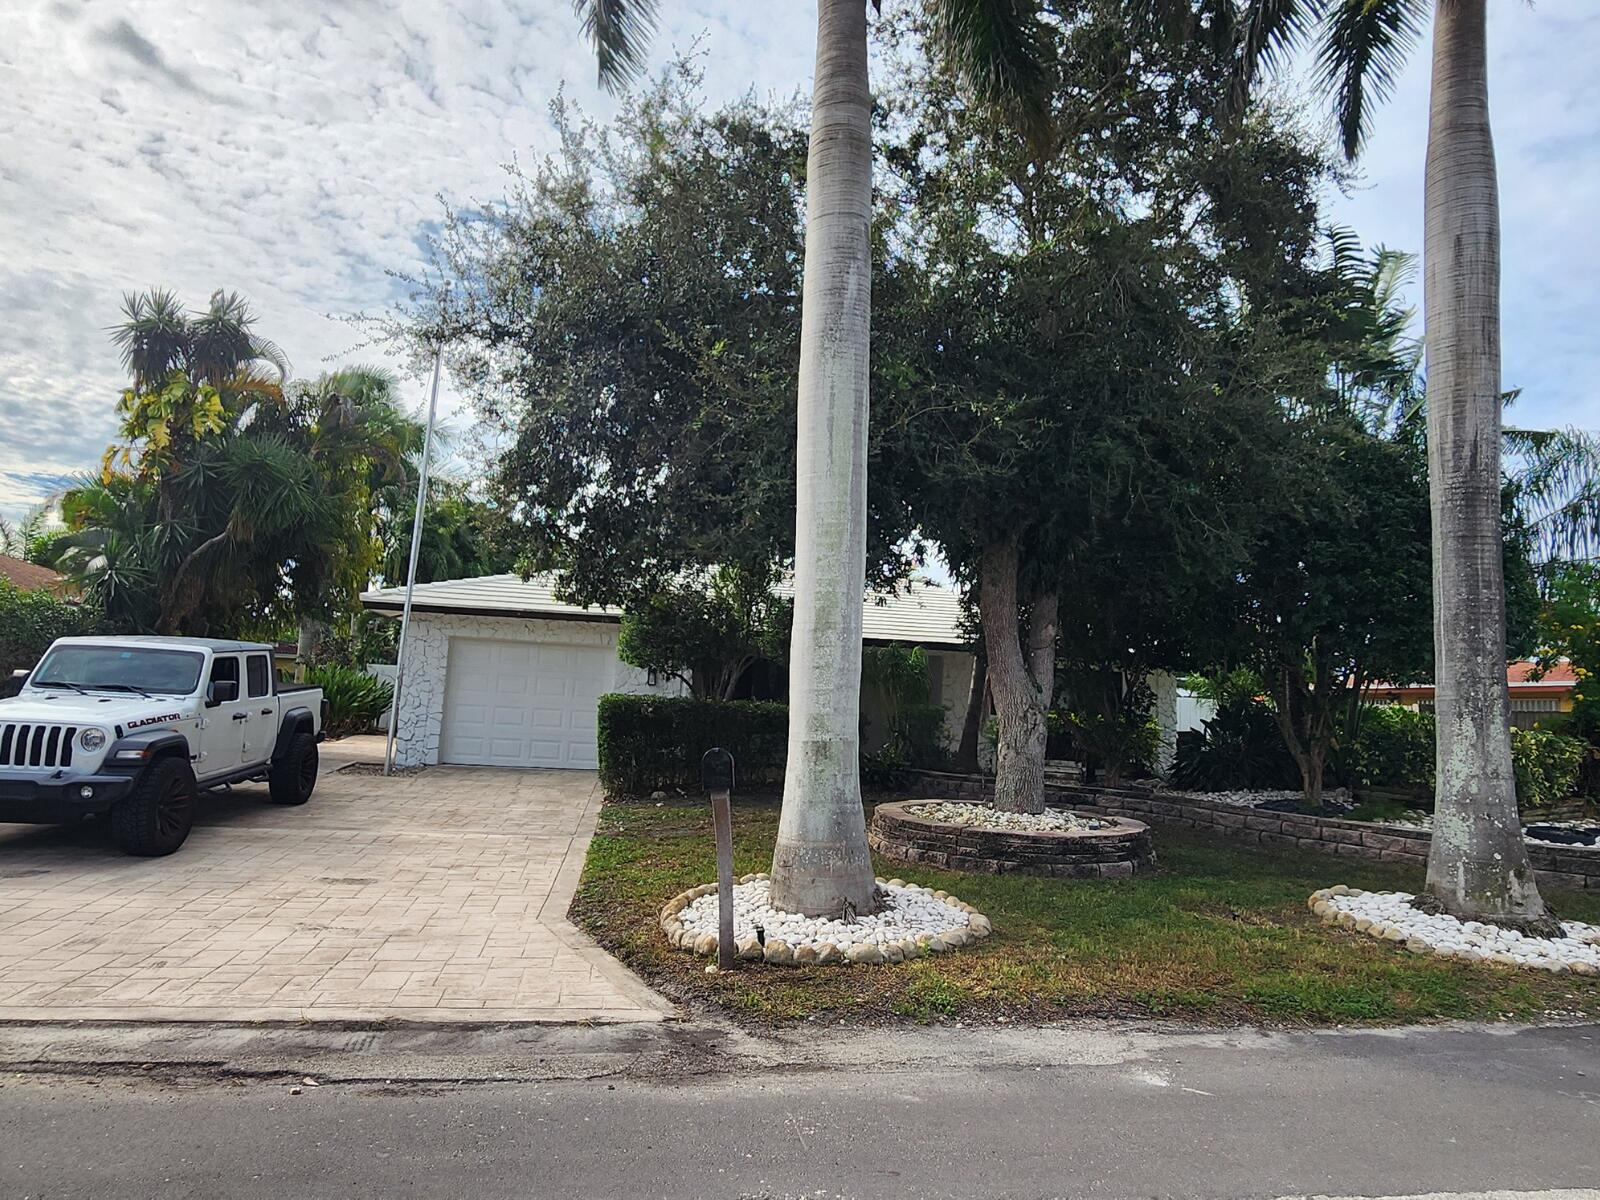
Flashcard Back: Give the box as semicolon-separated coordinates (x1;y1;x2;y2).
78;728;106;751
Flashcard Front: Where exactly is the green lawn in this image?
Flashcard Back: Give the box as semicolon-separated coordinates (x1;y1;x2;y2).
570;795;1600;1027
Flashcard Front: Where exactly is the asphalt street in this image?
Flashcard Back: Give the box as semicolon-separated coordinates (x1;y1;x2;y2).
1;1019;1597;1198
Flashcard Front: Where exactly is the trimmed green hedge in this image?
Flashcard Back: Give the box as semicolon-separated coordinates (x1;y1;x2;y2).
597;693;788;796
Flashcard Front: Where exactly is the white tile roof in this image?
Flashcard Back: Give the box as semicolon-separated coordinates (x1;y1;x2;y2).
360;573;970;648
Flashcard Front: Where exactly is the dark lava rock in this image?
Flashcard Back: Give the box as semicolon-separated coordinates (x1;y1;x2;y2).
1256;796;1355;818
1523;823;1600;847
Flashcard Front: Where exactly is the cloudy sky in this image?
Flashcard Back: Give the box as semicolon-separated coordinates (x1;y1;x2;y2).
1;1;1595;522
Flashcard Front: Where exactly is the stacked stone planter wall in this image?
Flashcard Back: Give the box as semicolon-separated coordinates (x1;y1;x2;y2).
868;801;1156;879
898;770;1600;893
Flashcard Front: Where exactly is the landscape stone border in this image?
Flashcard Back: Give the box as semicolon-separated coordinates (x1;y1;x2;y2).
901;769;1600;892
658;873;991;965
868;800;1156;879
1307;885;1600;975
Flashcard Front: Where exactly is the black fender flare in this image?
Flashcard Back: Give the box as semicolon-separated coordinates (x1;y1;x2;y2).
101;729;194;782
273;708;316;761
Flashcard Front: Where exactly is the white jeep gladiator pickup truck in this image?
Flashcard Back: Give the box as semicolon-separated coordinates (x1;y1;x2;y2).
0;636;326;856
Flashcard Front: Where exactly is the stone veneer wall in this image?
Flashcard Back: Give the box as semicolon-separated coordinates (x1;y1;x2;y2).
901;770;1600;893
391;613;680;767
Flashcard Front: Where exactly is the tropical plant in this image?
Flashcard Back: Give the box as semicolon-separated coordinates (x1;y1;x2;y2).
0;508;69;568
378;477;511;588
1061;676;1160;788
306;663;394;739
62;293;421;641
575;0;1050;917
1171;698;1300;792
1503;427;1600;564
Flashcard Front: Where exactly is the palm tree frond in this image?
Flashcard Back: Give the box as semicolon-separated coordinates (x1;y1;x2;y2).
575;0;660;94
1314;0;1426;159
1504;425;1600;560
924;0;1053;150
1232;0;1316;113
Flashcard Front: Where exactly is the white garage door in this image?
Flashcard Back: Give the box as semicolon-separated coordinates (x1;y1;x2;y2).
439;638;612;769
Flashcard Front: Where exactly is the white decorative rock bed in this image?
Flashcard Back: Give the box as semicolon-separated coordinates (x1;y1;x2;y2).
903;801;1114;833
1309;886;1600;974
659;873;991;965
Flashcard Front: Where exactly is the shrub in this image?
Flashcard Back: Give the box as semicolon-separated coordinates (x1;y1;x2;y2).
597;693;788;796
1331;705;1436;792
1063;711;1159;785
307;664;394;738
1509;726;1587;810
0;580;102;686
1328;707;1584;809
1171;699;1299;791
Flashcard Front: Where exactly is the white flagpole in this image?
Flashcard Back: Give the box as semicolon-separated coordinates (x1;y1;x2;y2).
384;346;444;776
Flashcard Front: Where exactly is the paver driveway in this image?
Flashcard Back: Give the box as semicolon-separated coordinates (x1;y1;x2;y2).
0;739;672;1023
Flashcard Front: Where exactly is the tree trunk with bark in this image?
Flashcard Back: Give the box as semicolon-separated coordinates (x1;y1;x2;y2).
768;0;878;919
1273;665;1332;810
954;648;988;774
980;539;1057;814
295;620;322;684
1421;0;1558;934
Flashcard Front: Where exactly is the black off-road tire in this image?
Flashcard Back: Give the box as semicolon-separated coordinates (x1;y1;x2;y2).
110;756;199;857
269;730;318;806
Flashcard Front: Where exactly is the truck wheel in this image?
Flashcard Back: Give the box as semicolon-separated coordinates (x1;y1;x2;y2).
269;731;318;806
110;757;198;857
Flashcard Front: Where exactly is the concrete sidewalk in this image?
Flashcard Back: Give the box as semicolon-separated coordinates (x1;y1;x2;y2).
0;738;672;1024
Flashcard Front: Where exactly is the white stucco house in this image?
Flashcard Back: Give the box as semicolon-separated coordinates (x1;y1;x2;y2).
360;574;977;770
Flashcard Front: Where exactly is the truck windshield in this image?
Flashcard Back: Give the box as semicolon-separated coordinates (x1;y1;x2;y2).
31;646;205;696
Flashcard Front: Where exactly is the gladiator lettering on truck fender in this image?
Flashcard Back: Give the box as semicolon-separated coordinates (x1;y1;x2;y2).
126;713;181;729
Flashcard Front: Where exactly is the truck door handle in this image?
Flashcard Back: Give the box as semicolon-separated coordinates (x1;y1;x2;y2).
261;708;273;716
232;713;250;722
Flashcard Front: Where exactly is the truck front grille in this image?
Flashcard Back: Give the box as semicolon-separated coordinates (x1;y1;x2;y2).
0;723;77;769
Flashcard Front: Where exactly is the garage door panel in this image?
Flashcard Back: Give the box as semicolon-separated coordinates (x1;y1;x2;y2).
440;637;612;769
529;707;565;730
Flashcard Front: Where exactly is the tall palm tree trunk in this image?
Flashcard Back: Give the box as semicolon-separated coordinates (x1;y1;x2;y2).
768;0;878;918
1421;0;1557;934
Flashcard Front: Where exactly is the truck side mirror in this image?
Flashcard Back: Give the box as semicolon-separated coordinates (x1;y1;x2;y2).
9;669;27;680
206;679;239;707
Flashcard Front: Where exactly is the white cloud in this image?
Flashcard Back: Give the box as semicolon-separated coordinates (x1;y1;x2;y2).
0;0;815;518
1307;1;1600;431
0;1;1594;523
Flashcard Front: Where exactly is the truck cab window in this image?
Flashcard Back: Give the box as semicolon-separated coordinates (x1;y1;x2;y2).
210;656;240;688
246;654;271;698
